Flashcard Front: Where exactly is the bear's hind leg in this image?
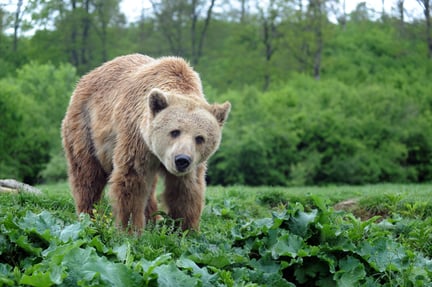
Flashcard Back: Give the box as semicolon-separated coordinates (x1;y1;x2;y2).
63;125;108;215
69;158;107;214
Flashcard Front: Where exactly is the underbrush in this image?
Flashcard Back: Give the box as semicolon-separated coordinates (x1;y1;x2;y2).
0;184;431;286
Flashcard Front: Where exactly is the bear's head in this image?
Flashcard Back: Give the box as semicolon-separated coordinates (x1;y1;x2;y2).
142;88;231;176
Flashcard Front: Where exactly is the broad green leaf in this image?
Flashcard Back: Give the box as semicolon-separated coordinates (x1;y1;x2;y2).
190;252;232;269
89;236;110;254
48;264;65;285
271;210;287;229
0;234;8;254
294;258;332;285
62;247;143;287
254;218;274;232
18;211;61;239
42;240;85;263
139;253;173;284
20;271;54;287
233;266;296;287
316;252;337;274
334;256;366;287
155;263;198;287
358;237;407;272
271;234;304;259
15;235;43;256
287;209;318;238
177;256;217;284
113;243;134;267
139;253;172;273
0;263;15;286
249;255;280;274
58;222;83;242
113;244;129;262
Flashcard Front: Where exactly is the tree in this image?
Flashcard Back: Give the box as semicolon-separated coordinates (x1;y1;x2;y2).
150;0;215;64
397;0;405;35
93;0;125;62
308;0;325;80
240;0;249;23
13;0;23;52
280;0;337;80
417;0;432;58
190;0;215;65
257;0;281;90
30;0;124;73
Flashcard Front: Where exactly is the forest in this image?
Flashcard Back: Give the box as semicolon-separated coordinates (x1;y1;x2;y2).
0;0;431;186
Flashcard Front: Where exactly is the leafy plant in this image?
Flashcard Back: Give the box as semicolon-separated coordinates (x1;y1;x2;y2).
1;189;431;286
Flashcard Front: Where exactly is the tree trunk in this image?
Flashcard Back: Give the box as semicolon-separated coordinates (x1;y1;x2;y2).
70;0;79;67
240;0;247;23
81;0;92;69
13;0;23;52
426;1;432;58
418;0;432;58
309;0;324;80
190;0;198;64
397;0;405;36
0;179;42;195
195;0;215;65
263;17;272;90
313;35;322;80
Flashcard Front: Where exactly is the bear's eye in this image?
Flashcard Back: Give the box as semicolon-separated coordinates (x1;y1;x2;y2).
170;130;181;138
195;136;205;145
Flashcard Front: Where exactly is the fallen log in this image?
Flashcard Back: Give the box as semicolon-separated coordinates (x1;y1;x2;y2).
0;179;42;195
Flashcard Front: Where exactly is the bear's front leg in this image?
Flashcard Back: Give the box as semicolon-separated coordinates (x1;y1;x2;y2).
109;166;153;232
162;164;206;231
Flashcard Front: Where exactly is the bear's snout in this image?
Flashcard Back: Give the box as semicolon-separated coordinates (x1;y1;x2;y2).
175;154;192;172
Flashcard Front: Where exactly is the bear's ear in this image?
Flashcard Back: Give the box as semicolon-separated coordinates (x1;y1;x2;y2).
210;101;231;126
148;89;168;116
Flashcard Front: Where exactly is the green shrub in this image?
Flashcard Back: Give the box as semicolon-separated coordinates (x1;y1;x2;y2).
39;151;68;183
0;62;77;183
207;74;432;186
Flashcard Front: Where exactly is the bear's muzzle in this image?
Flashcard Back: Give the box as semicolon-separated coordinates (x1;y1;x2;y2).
175;154;192;172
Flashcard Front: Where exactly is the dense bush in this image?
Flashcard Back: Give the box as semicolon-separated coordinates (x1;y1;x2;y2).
207;75;432;186
0;62;77;183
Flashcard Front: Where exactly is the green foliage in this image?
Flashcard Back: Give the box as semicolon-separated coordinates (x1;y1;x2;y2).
1;184;432;286
208;73;432;185
0;62;77;183
39;151;68;183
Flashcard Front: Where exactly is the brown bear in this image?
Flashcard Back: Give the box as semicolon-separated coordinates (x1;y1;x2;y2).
61;54;230;231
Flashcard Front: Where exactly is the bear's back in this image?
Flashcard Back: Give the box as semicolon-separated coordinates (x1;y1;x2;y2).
133;56;203;98
74;54;155;100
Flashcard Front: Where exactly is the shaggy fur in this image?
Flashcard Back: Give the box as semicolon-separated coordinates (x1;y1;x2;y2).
62;54;230;231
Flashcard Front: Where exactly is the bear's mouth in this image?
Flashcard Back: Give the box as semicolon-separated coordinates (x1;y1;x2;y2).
166;166;191;176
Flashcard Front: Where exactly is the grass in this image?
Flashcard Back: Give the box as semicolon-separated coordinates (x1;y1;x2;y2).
34;182;432;220
27;182;432;252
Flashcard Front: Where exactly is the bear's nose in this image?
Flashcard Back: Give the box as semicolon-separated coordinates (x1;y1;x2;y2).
175;154;192;172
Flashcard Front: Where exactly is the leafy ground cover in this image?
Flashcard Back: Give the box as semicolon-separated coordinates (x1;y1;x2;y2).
0;183;431;286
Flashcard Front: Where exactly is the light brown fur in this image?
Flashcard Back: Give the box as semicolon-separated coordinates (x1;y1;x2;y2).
62;54;230;231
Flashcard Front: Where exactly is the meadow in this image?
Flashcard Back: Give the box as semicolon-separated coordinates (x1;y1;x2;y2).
0;183;431;286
